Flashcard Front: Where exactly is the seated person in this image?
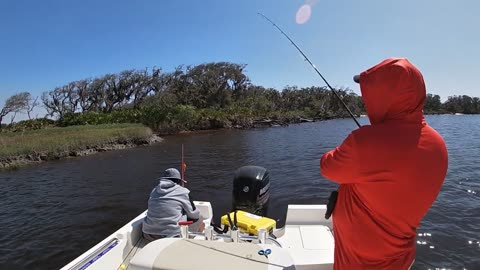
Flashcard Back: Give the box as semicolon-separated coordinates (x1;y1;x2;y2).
142;168;202;241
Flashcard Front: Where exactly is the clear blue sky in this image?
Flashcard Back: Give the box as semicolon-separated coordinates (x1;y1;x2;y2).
1;0;478;119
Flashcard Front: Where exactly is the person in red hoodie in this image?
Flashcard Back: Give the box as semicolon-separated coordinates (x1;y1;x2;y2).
320;58;448;270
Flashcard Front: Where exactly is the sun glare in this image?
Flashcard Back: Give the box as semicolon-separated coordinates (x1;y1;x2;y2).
296;4;312;25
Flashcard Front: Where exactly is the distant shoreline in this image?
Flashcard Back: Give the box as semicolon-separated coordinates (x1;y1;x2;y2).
0;117;328;171
1;113;475;171
0;135;162;171
0;124;162;171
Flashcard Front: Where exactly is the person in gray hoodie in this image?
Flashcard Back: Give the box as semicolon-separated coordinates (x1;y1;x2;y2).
142;168;200;241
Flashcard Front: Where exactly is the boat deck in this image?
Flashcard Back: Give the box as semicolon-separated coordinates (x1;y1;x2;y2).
60;202;334;270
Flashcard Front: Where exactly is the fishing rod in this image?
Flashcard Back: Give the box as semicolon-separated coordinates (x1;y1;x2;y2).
257;12;361;128
258;13;354;219
181;144;186;187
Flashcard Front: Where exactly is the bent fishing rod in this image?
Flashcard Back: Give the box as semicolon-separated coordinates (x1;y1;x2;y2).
257;12;361;128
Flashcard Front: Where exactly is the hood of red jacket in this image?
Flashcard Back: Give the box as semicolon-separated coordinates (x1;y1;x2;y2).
358;58;426;125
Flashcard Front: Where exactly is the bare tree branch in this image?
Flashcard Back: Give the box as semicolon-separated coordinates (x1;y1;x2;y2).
0;92;30;128
27;96;39;119
9;111;18;125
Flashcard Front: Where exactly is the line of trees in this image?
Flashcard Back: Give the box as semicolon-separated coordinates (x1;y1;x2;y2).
0;61;478;131
41;67;161;117
37;62;363;118
425;94;480;114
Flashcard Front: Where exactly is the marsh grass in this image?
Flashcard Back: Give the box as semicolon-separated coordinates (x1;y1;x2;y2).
0;124;152;158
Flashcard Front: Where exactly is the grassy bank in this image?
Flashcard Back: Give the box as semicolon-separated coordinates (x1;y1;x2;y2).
0;124;156;169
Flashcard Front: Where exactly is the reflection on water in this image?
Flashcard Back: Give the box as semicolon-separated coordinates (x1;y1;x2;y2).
0;115;479;269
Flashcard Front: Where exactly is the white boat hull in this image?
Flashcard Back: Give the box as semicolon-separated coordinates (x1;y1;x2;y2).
61;202;334;270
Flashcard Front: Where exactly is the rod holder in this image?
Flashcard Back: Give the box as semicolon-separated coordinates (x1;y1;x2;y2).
178;221;193;239
230;229;239;242
205;225;214;240
258;229;267;244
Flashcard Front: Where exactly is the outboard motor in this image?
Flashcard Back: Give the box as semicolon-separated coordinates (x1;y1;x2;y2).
232;165;271;216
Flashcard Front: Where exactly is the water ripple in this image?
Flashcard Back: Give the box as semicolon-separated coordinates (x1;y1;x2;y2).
0;115;479;269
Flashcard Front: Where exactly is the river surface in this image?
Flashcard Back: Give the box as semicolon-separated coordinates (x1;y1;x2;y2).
0;115;479;270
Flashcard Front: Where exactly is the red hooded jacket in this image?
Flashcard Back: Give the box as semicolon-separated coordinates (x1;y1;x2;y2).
320;58;448;269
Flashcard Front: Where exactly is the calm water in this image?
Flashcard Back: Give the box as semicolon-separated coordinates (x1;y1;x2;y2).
0;115;479;269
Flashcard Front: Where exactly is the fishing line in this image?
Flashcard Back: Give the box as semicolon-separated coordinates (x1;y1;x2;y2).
257;12;361;128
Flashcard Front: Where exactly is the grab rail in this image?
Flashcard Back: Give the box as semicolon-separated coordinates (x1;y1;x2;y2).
67;238;119;270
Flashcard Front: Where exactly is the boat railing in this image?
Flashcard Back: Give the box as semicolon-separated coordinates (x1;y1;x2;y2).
65;238;119;270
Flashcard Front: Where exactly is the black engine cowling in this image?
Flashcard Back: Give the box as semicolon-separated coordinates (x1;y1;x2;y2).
232;165;270;216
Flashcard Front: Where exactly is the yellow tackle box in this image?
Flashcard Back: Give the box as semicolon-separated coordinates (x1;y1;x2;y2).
220;210;276;235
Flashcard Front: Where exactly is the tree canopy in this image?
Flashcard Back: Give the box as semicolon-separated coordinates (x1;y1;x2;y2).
1;61;478;132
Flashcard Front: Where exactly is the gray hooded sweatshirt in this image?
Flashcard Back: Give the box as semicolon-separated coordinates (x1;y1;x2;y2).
142;178;200;237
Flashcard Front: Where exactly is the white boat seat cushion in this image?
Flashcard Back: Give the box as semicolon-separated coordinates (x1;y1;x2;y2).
129;238;296;270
